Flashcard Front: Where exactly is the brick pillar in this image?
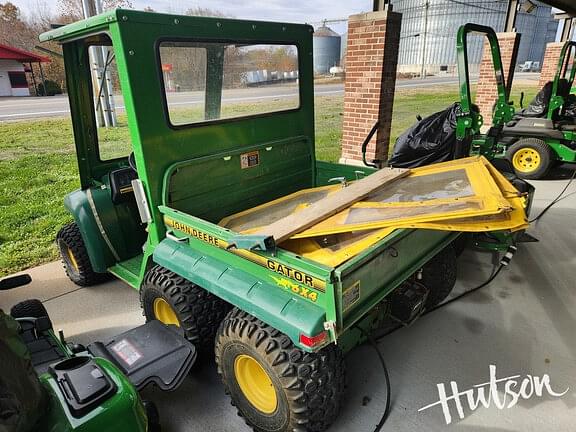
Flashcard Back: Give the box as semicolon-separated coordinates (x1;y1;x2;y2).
339;8;401;166
476;32;520;127
539;42;564;88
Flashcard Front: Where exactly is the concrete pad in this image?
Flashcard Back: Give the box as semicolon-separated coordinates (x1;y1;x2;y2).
1;169;575;431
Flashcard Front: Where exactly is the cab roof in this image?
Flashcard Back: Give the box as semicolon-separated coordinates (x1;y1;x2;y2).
39;9;313;44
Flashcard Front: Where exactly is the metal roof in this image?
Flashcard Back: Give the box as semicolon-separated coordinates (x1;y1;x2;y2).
0;43;50;63
314;25;340;38
542;0;576;17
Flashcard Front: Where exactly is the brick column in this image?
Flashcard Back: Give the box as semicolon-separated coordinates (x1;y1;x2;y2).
476;32;520;127
339;8;402;166
539;42;564;88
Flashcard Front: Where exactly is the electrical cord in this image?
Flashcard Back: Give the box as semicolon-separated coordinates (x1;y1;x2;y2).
354;325;391;432
529;169;576;223
359;244;517;431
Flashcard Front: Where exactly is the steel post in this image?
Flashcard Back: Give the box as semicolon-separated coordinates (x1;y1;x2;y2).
504;0;519;32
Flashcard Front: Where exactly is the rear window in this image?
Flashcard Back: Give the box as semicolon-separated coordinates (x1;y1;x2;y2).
158;41;300;126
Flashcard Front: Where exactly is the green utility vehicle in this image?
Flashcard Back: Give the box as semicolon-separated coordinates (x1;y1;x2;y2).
463;33;576;179
0;274;195;432
41;11;525;432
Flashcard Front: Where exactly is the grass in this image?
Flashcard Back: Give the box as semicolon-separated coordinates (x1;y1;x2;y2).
0;84;538;276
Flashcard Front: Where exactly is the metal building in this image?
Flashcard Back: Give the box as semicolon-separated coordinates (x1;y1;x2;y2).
391;0;558;75
313;25;342;75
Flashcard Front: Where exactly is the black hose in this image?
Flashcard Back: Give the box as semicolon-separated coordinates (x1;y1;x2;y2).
529;169;576;223
360;248;512;430
354;326;392;432
425;263;504;314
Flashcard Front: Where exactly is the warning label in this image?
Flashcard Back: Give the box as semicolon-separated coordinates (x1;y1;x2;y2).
240;151;260;169
111;339;142;366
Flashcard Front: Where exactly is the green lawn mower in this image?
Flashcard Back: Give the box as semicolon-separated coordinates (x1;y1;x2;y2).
469;39;576;179
0;274;196;432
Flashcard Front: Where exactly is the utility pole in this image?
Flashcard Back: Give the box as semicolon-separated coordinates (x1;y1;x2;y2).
81;0;117;127
420;0;429;79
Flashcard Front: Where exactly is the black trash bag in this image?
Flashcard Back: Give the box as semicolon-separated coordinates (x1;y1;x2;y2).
388;102;461;168
563;94;576;118
519;79;571;118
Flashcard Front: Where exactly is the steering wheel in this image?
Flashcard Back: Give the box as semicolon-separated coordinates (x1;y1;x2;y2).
128;152;138;174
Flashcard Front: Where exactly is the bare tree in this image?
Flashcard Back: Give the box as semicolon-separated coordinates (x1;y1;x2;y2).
57;0;133;23
185;7;229;18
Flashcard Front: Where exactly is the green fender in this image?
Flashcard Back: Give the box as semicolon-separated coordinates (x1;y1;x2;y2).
40;358;147;432
63;189;115;273
153;239;327;352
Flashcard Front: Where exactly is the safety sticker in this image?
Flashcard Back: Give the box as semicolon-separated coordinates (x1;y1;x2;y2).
111;339;142;366
240;151;260;169
342;281;361;311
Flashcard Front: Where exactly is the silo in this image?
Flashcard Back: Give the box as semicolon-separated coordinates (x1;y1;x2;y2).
313;25;341;75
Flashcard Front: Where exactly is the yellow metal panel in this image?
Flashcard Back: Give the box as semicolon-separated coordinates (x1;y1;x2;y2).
294;158;512;239
219;185;338;233
218;156;529;267
281;228;396;267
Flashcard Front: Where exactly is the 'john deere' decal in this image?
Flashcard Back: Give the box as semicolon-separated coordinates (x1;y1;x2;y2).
164;216;326;293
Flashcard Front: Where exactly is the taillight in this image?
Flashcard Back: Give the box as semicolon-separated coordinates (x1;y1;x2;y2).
299;331;328;348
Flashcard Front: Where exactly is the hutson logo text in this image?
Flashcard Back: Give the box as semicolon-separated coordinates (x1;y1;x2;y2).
418;365;569;425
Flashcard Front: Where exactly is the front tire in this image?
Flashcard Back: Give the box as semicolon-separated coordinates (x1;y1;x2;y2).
506;138;554;180
141;265;230;361
215;308;346;432
56;223;103;286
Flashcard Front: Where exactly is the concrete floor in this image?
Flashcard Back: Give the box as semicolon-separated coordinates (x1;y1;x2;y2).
1;167;575;432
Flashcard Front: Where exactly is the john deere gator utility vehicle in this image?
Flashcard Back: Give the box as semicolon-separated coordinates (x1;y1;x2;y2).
464;34;576;179
41;11;531;432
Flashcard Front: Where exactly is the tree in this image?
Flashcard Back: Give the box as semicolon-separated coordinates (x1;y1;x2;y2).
57;0;134;23
185;7;228;18
0;1;19;22
0;2;36;51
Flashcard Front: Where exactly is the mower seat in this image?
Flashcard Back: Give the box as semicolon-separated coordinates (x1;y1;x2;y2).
502;118;564;140
88;320;196;391
18;318;67;375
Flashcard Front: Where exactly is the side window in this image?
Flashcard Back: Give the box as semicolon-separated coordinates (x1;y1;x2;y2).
87;42;133;161
159;41;300;126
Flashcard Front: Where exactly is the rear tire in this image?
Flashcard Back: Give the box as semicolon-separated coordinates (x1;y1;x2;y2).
452;233;469;257
215;308;346;432
506;138;555;180
56;223;104;286
141;265;230;362
420;245;457;309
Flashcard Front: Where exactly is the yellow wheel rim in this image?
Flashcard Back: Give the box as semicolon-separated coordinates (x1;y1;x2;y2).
66;247;79;272
234;354;277;414
153;298;180;326
512;148;541;173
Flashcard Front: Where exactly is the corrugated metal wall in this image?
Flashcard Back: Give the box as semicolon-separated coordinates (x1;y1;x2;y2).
391;0;558;72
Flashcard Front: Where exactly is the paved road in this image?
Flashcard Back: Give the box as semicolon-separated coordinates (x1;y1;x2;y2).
1;170;574;432
0;73;540;121
0;75;478;122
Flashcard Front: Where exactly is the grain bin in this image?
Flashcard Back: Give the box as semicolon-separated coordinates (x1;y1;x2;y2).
313;25;341;75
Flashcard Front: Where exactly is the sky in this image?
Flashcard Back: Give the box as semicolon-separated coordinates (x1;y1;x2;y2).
9;0;375;34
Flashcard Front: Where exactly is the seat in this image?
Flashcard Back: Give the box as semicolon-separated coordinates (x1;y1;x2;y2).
18;318;67;375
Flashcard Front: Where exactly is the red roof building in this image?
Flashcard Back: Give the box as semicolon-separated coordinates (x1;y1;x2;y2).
0;43;50;97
